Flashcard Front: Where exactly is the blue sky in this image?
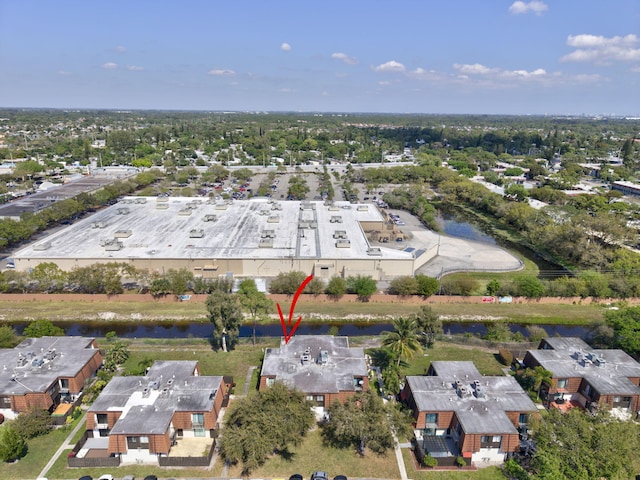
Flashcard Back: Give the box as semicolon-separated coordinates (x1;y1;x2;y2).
0;0;639;115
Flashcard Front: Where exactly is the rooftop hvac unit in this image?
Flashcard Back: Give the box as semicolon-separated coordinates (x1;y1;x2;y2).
189;229;205;238
367;247;382;256
215;203;229;210
34;242;52;251
336;240;351;248
116;207;130;215
330;215;343;223
299;221;310;229
271;203;282;210
114;229;133;238
333;230;347;239
328;205;340;211
319;350;329;365
178;209;192;216
203;214;218;222
156;197;169;203
267;215;280;223
104;240;124;251
156;203;169;209
261;230;276;238
357;205;369;211
91;221;107;228
134;198;147;204
259;238;274;248
301;354;311;365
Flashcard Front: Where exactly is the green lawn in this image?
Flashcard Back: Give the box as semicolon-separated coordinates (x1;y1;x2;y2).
123;339;276;394
402;449;507;480
399;343;506;377
0;415;83;480
214;427;401;479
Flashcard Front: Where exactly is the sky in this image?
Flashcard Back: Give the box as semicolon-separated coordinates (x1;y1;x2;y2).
0;0;639;115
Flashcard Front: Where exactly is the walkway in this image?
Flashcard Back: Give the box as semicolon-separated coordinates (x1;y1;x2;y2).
37;407;87;479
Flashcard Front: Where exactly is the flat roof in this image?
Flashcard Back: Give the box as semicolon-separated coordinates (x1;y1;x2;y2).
260;335;368;394
89;360;222;435
13;197;413;262
407;361;537;435
0;175;122;219
0;336;99;395
528;338;640;395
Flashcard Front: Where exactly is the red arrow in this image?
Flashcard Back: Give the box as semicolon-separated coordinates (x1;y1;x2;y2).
278;274;314;344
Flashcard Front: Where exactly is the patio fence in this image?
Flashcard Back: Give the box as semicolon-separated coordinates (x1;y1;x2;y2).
158;439;216;467
67;431;121;468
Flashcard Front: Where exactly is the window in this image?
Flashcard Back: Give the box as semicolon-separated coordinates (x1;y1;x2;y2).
192;413;204;427
127;436;149;449
519;413;529;425
96;413;108;425
0;396;11;408
266;377;275;387
425;413;438;425
583;384;593;398
557;378;567;389
481;435;502;449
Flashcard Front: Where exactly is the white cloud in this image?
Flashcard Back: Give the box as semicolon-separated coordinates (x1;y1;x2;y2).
57;70;72;76
373;60;406;73
631;66;640;73
114;45;127;53
453;63;498;75
208;69;236;76
509;1;548;15
280;42;292;52
126;65;144;71
378;80;392;86
562;33;640;63
102;62;118;70
279;87;295;93
331;52;357;65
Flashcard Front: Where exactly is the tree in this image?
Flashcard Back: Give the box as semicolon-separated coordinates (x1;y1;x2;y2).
268;271;307;295
485;279;501;296
325;276;347;299
530;408;640;480
321;390;400;455
207;290;243;352
29;262;66;292
387;276;418;296
220;382;314;475
346;275;378;302
412;306;442;347
23;319;64;338
382;317;422;366
102;340;129;373
237;279;272;345
165;268;193;295
604;306;640;356
0;426;26;462
11;407;52;439
415;274;439;297
0;325;18;348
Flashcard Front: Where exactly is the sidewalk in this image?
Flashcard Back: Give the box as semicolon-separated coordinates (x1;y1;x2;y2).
37;407;87;479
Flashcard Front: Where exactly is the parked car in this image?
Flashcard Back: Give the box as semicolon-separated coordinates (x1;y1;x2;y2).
98;475;113;480
310;472;329;480
143;476;157;480
78;476;92;480
333;476;348;480
288;475;304;480
121;476;135;480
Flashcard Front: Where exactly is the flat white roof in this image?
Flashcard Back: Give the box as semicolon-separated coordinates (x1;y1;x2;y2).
14;197;413;262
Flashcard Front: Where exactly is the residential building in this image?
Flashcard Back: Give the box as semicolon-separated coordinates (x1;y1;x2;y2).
77;360;225;466
259;335;369;413
401;361;537;467
0;336;102;419
523;337;640;414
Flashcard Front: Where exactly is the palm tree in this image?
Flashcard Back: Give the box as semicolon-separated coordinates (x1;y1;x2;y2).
382;317;423;366
532;366;553;401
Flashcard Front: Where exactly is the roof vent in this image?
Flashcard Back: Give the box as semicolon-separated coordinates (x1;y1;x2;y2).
142;387;150;398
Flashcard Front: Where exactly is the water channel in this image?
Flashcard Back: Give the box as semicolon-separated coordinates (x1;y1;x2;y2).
11;320;590;339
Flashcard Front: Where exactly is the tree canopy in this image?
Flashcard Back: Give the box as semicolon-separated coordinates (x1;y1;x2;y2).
219;382;314;475
206;290;243;352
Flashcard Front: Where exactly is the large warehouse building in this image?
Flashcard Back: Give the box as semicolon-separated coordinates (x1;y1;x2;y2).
12;197;436;280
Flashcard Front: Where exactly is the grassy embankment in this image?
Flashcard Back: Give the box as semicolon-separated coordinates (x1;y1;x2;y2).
0;296;606;325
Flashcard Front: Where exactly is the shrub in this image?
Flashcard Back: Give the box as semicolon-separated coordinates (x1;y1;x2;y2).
498;348;514;366
0;426;26;462
422;454;438;467
456;456;466;468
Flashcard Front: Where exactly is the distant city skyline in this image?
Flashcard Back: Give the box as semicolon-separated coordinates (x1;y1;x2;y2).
0;0;639;115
